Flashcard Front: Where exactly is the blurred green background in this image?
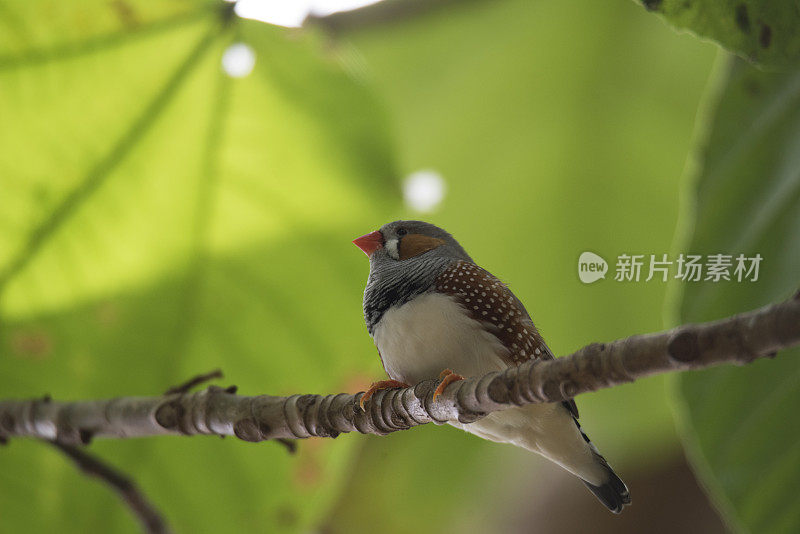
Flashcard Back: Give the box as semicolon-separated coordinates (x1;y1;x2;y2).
1;0;798;533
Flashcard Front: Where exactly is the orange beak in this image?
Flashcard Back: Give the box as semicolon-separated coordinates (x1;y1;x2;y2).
353;230;384;256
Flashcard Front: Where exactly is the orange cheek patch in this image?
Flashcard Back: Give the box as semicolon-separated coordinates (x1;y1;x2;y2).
398;234;446;260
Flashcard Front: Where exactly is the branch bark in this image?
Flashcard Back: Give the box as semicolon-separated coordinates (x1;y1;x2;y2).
1;293;798;444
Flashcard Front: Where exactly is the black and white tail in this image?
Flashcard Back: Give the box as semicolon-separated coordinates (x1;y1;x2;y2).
581;452;631;513
574;416;631;513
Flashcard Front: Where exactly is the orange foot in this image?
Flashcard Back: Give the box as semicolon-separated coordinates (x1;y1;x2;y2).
359;379;410;410
433;369;465;401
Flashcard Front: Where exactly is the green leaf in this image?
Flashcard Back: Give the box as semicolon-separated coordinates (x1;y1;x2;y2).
675;56;800;534
0;2;397;532
640;0;800;67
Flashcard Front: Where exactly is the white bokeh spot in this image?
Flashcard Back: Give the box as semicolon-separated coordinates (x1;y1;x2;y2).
403;170;446;212
234;0;383;28
221;43;256;78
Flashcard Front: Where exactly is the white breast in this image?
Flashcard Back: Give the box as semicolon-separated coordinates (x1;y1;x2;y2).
372;291;604;484
372;292;509;384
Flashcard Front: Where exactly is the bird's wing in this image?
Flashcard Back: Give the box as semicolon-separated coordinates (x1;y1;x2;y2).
435;260;579;418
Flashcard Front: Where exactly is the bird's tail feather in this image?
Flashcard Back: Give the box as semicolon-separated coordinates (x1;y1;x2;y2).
571;416;630;513
581;451;630;514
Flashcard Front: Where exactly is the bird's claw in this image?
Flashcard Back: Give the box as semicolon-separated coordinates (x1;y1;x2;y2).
359;379;410;410
433;369;465;401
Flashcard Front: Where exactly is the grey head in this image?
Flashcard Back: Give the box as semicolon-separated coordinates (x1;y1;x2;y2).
355;220;473;334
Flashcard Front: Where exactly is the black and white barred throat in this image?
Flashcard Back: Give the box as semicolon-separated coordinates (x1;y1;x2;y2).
362;255;454;335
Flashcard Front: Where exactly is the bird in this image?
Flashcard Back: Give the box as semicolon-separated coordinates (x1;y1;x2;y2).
353;220;630;513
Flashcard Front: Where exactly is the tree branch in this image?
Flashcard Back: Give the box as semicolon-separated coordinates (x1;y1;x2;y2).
1;293;797;444
163;368;223;395
48;441;170;534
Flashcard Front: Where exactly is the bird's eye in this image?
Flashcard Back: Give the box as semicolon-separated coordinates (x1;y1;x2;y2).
396;228;407;237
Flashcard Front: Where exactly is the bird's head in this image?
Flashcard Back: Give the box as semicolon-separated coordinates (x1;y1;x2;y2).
353;220;472;265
